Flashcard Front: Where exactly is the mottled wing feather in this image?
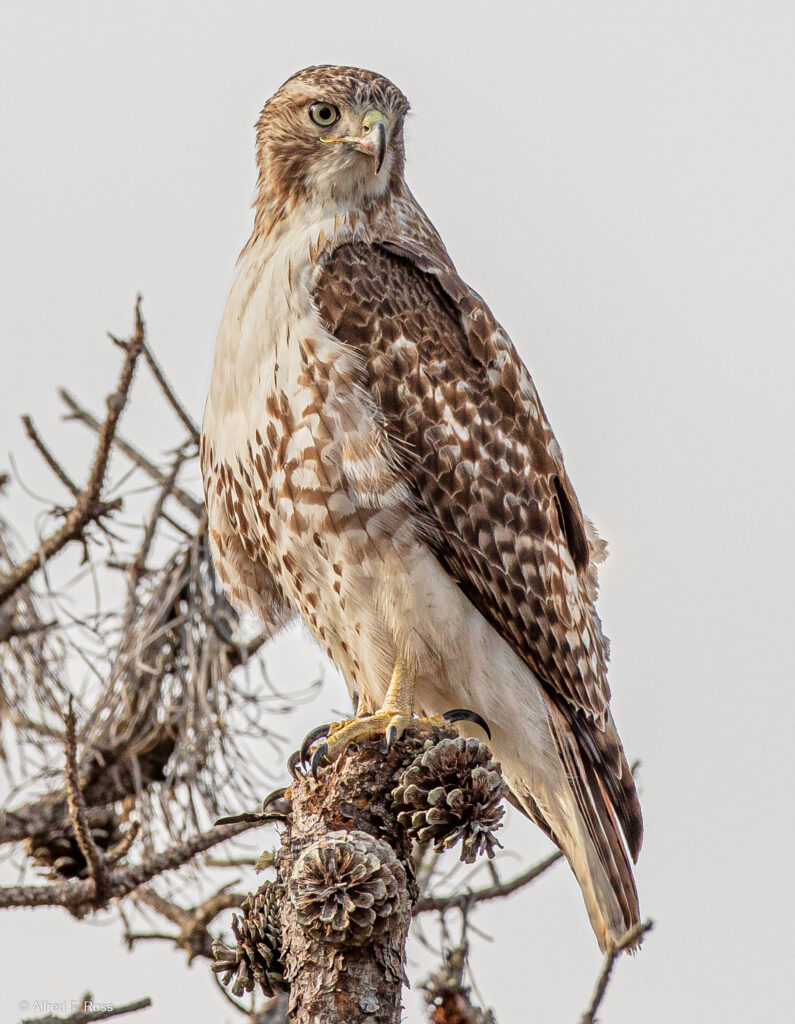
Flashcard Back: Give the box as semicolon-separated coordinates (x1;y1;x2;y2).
313;240;642;859
315;241;606;714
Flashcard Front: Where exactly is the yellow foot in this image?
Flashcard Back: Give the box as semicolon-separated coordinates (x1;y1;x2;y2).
305;708;491;779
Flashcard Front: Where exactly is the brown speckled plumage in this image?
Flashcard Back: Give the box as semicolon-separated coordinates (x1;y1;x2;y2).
312;241;642;862
202;65;642;951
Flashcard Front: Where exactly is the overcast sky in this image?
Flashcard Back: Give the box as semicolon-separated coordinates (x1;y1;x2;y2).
1;2;794;1022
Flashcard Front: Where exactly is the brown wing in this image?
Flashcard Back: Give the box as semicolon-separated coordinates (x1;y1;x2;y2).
313;240;642;860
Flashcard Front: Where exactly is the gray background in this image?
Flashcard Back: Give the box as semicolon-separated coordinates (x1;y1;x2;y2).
1;2;793;1021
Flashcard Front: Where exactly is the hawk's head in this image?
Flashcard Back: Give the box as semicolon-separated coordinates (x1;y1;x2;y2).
253;66;410;223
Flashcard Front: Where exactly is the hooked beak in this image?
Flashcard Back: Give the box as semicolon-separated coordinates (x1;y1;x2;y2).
320;109;388;175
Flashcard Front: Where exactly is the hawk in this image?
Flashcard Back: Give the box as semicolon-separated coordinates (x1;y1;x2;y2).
201;65;642;952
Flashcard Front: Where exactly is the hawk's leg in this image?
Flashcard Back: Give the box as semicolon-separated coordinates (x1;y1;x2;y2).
308;658;490;777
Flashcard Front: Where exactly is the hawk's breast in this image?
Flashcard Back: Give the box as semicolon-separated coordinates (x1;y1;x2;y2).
201;215;419;700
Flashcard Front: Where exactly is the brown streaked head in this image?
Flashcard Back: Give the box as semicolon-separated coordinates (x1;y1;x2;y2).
252;65;410;224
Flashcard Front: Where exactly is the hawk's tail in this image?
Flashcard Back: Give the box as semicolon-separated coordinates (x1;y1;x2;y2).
511;708;643;953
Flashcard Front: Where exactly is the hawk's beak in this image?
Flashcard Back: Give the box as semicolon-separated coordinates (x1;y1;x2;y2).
320;109;389;175
358;110;388;175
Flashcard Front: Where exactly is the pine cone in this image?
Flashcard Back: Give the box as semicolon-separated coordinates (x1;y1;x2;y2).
212;881;286;998
393;736;504;863
26;809;123;879
290;830;407;947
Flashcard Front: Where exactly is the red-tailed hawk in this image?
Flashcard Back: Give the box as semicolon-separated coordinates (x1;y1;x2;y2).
201;65;642;951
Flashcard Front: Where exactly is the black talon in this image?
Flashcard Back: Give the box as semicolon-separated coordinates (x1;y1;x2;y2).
261;786;289;815
300;723;331;766
214;810;265;826
385;724;399;752
311;742;328;780
287;750;304;780
442;708;492;740
214;787;292;827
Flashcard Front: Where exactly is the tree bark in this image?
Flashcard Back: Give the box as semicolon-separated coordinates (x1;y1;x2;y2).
277;732;437;1024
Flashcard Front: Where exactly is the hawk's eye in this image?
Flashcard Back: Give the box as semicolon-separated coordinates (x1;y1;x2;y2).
309;102;340;127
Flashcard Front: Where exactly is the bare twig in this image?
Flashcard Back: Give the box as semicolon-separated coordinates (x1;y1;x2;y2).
135;885;245;932
124;928;178;952
129;456;183;581
131;885;245;961
58;388;203;519
21;996;151;1024
121;452;185;633
105;822;140;866
0;613;56;643
140;338;200;442
0;301;145;602
412;850;563;916
22;415;80;497
64;699;111;898
205;855;259;868
121;931;175;945
579;919;654;1024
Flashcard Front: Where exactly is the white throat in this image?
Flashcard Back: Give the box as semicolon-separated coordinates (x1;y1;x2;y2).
202;194;378;465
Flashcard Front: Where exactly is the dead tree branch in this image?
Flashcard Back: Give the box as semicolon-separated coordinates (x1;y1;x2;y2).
412;849;562;916
579;919;654;1023
21;415;80;498
0;818;262;914
0;299;145;603
21;997;152;1024
64;699;111;899
139;336;200;443
129;886;246;961
58;388;203;519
